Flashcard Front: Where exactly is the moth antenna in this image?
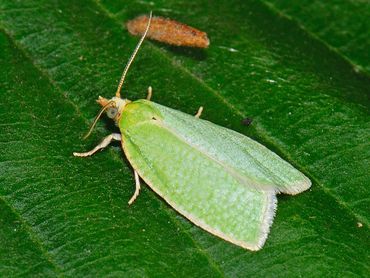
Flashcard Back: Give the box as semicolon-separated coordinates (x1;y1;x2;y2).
83;101;114;139
115;11;153;98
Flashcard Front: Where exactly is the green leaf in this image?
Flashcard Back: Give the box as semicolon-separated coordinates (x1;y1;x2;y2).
0;0;368;277
260;0;370;74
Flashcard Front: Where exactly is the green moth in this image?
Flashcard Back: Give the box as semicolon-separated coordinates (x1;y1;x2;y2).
74;13;311;251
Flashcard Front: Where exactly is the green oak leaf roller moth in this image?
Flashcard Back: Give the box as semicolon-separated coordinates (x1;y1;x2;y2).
73;13;311;251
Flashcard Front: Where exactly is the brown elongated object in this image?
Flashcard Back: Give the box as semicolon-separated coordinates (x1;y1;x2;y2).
127;15;209;48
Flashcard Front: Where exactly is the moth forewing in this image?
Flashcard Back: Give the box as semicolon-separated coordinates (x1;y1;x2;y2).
119;101;277;249
118;100;310;250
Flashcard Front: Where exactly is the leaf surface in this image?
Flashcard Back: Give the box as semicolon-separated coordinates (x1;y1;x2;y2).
0;0;369;276
261;0;370;74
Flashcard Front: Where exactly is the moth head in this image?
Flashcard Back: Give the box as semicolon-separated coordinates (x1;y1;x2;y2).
82;96;130;140
96;96;130;121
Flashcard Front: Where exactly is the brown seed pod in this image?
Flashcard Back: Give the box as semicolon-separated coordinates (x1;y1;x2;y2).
127;15;210;48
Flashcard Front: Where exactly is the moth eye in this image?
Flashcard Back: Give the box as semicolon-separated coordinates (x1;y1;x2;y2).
107;107;118;119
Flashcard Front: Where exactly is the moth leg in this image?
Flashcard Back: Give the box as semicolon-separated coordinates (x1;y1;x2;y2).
73;133;121;157
146;86;153;100
128;170;141;205
194;106;203;118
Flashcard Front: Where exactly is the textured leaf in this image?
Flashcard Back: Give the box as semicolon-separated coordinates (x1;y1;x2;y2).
261;0;370;74
0;0;369;277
